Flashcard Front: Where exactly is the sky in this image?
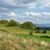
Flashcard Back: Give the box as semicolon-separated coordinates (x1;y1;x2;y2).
0;0;50;24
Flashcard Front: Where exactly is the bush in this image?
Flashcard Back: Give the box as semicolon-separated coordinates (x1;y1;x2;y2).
40;36;50;38
35;27;41;33
35;30;41;33
35;27;40;30
29;31;33;35
43;30;47;33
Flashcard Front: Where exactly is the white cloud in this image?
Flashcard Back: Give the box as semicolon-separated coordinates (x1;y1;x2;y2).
0;7;9;13
42;12;50;15
7;12;17;17
19;2;36;9
24;12;41;16
0;0;37;10
0;0;50;24
37;0;50;8
44;2;50;8
24;12;50;18
0;0;16;6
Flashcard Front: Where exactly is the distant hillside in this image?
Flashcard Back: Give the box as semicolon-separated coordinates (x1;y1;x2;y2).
35;24;50;27
35;24;50;30
20;21;36;29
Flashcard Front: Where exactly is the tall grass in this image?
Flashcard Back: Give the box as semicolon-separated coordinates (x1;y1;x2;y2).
0;32;50;50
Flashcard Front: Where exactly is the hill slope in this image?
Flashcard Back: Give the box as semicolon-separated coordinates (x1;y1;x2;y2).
6;20;20;26
20;21;35;29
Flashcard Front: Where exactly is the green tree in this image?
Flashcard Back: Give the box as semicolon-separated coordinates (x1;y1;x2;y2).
43;30;47;33
35;27;41;33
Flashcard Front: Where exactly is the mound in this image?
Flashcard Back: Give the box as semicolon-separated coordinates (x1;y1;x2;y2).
6;20;20;26
0;20;8;24
20;21;35;29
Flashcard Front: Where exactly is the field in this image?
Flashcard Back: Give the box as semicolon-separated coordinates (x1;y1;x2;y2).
0;24;50;50
0;24;50;42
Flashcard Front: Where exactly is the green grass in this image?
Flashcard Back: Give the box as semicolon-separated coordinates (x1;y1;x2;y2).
0;24;32;34
0;21;50;50
15;34;50;43
0;24;50;43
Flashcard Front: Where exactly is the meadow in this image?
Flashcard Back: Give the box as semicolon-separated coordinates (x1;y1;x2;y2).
0;23;50;43
0;20;50;50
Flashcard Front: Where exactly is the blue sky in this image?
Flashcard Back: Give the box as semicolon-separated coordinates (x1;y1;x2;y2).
0;0;50;24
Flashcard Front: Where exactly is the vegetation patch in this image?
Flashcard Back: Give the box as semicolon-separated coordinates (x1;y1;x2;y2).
0;33;50;50
40;36;50;38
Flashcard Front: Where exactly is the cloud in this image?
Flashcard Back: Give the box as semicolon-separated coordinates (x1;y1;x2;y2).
24;12;50;19
0;0;36;10
0;7;10;13
17;2;36;9
24;12;40;16
0;0;50;24
37;0;50;8
0;0;50;11
5;12;17;17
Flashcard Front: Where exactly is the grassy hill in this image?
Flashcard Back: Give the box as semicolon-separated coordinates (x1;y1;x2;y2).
0;20;50;50
20;21;35;30
0;20;8;25
6;20;20;26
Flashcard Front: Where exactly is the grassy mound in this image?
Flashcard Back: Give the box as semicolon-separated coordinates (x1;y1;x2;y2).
6;20;20;27
0;20;8;24
20;21;35;29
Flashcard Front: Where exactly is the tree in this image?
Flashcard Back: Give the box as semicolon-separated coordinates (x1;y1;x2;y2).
43;30;47;33
35;27;41;33
35;27;40;30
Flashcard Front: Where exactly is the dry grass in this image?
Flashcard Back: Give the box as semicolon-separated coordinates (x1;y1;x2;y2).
0;32;50;50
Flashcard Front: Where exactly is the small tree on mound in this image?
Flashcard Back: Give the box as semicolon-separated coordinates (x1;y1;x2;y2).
6;20;20;26
20;21;35;29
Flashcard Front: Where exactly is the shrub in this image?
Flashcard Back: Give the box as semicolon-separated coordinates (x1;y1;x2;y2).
43;30;47;33
35;30;41;33
40;36;50;38
35;27;41;33
35;27;40;30
29;31;33;35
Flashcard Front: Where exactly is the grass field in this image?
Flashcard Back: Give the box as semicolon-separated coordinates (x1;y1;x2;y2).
0;24;50;50
0;24;50;43
14;34;50;43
